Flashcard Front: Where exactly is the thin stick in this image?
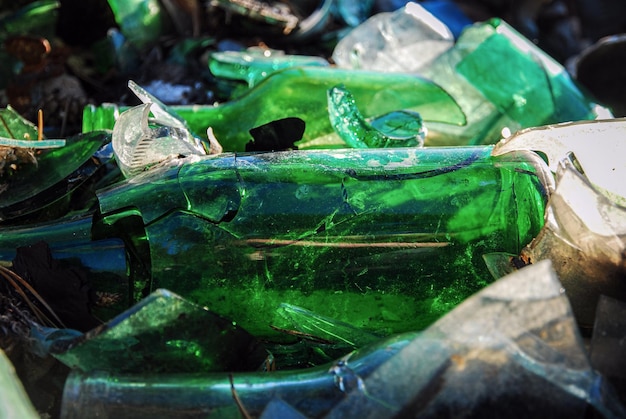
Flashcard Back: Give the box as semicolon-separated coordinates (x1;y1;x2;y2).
37;109;44;141
0;266;66;328
229;373;252;419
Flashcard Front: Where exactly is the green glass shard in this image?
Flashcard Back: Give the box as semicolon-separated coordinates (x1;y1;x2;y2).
0;131;112;221
0;106;40;140
209;48;330;89
421;19;609;146
327;84;426;148
106;0;164;50
44;289;268;374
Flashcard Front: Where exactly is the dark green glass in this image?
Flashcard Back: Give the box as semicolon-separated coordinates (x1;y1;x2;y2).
0;131;113;222
0;146;549;341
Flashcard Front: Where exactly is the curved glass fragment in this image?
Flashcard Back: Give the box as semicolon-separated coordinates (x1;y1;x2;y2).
327;84;426;148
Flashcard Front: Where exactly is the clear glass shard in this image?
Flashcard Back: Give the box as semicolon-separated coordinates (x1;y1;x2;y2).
521;159;626;329
112;102;206;178
276;303;382;349
493;118;626;206
332;2;454;72
326;260;626;418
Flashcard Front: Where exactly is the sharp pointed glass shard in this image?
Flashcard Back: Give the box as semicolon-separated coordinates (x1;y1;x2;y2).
519;159;626;330
325;260;626;418
327;84;426;148
36;289;268;374
112;81;210;178
332;2;454;73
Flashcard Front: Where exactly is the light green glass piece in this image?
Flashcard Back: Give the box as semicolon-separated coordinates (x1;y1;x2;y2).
92;146;549;339
83;66;466;151
0;350;39;419
0;106;40;141
209;48;330;88
106;0;164;49
0;138;65;148
420;19;609;146
38;289;268;374
327;85;426;148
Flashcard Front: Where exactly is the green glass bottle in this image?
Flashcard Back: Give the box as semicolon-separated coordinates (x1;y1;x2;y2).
0;146;549;340
82;67;467;151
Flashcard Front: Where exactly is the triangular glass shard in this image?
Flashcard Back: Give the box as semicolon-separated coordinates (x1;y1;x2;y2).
36;289;268;374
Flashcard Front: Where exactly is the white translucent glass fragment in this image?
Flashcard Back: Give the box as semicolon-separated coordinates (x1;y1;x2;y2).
112;81;208;178
493;118;626;206
332;2;454;73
